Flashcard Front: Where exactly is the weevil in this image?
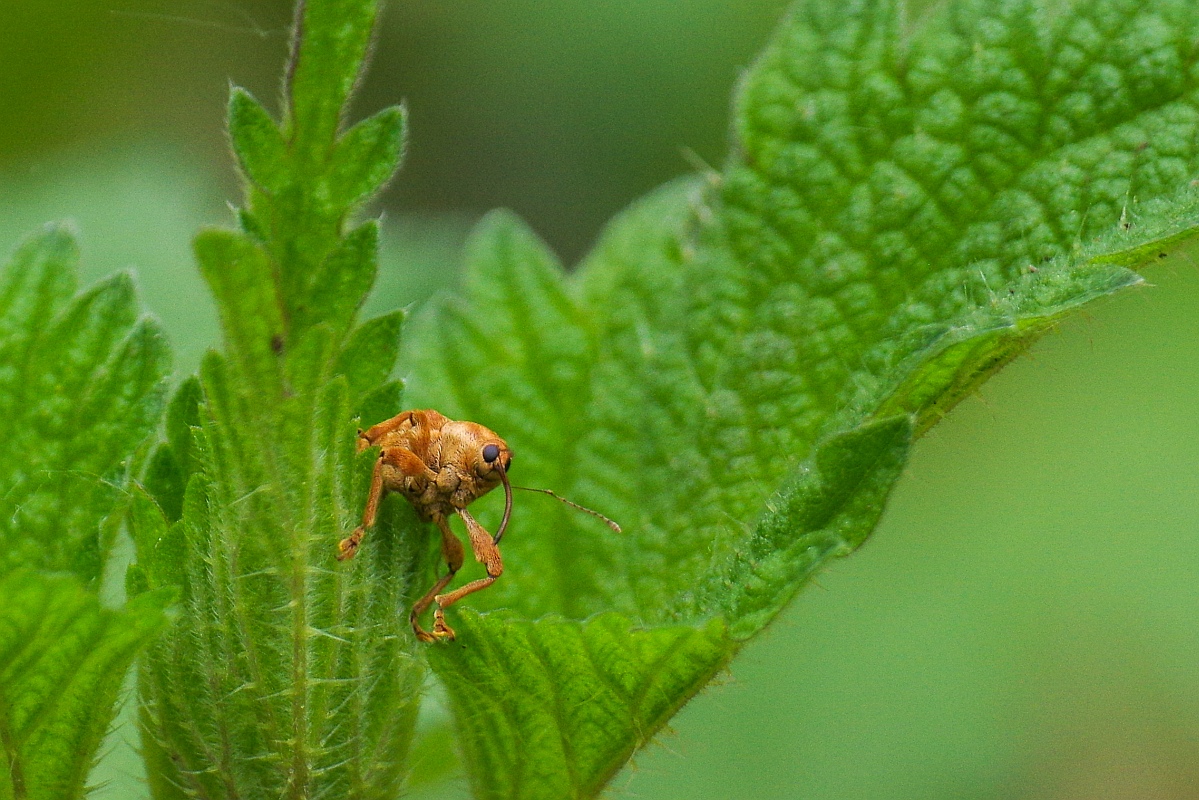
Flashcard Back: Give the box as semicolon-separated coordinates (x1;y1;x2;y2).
337;409;619;642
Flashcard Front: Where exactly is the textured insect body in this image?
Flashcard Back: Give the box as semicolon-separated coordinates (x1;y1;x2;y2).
367;410;512;522
337;409;512;642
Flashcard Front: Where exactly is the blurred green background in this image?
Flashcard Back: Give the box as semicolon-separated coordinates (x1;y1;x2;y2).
5;1;1199;798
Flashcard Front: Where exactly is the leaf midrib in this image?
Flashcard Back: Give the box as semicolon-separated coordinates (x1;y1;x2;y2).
0;690;27;800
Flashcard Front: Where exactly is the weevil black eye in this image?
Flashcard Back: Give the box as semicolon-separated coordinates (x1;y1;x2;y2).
482;443;500;463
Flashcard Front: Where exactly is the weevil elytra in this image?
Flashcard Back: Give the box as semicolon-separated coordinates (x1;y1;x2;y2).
337;409;619;642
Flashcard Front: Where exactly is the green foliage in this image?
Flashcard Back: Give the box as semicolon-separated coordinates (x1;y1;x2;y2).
0;225;170;581
0;225;173;799
228;0;405;344
0;571;171;800
401;0;1199;796
428;613;730;800
0;0;1179;797
135;1;422;797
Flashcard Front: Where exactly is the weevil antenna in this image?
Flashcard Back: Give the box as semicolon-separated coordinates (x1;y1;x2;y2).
511;486;622;533
493;460;514;544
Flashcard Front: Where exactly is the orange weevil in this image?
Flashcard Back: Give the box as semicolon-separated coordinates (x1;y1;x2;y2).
337;409;619;642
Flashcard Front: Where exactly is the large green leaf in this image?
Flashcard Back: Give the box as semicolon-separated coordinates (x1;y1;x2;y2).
0;571;170;800
0;223;172;800
0;224;170;582
401;0;1199;796
136;361;426;799
137;0;422;797
428;613;730;800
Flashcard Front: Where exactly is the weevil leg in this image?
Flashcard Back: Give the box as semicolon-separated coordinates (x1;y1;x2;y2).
432;508;503;639
337;454;385;561
411;515;465;643
339;444;432;561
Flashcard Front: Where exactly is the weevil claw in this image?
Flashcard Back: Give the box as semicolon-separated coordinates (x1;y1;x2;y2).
336;528;364;561
432;608;457;641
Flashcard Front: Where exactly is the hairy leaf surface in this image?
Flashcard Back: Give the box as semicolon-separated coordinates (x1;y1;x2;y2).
402;0;1199;797
0;224;171;800
137;1;420;797
428;613;730;800
0;225;170;582
0;571;170;800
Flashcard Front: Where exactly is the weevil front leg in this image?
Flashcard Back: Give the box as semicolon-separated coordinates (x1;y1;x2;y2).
432;508;504;640
338;443;429;561
336;451;384;561
410;516;465;642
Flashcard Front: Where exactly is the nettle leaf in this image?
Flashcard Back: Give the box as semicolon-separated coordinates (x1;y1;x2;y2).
247;0;398;343
286;0;380;163
0;570;171;800
683;415;913;638
137;0;422;797
226;0;403;348
406;211;600;614
0;224;170;582
403;0;1199;797
427;613;730;800
0;226;171;800
142;375;203;523
331;107;407;208
336;307;404;406
229;88;289;195
308;220;381;337
137;361;427;798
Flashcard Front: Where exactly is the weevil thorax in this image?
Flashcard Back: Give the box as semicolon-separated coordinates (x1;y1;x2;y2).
361;409;512;520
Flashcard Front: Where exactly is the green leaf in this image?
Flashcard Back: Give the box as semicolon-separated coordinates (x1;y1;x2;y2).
142;376;204;523
301;219;380;337
285;0;381;164
229;88;289;195
686;416;913;639
0;570;171;800
0;224;170;582
139;369;427;798
125;485;185;594
0;223;173;800
165;376;203;467
225;0;401;346
336;308;404;407
403;0;1199;796
405;211;599;617
138;0;421;796
428;612;732;800
357;378;404;428
194;228;287;388
331;106;408;207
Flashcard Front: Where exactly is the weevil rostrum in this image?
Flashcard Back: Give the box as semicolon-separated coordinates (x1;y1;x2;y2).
337;409;619;642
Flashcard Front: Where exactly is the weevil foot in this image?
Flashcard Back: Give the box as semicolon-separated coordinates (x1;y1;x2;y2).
336;528;364;561
411;609;453;643
432;608;457;641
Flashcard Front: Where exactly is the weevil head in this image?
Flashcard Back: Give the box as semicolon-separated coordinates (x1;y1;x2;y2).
478;439;512;474
440;419;513;501
447;419;515;541
471;434;513;486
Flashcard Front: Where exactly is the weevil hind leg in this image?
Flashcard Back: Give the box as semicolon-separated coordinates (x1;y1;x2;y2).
411;515;465;642
432;508;504;639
